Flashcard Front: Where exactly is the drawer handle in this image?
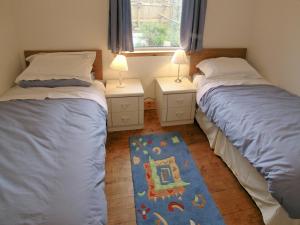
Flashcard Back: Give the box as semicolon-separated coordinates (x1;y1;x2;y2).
176;99;184;104
121;116;130;123
176;112;184;118
121;103;130;109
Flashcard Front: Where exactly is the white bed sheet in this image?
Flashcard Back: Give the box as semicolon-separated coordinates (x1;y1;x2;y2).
193;74;270;104
0;80;107;112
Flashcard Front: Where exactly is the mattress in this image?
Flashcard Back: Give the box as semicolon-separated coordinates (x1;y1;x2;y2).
0;82;108;225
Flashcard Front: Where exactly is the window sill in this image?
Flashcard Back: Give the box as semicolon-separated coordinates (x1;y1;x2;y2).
122;50;176;57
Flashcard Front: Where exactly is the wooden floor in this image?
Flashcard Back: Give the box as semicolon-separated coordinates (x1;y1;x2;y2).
106;109;264;225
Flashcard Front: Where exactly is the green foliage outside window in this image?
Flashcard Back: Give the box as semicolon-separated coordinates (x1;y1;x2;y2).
134;22;180;48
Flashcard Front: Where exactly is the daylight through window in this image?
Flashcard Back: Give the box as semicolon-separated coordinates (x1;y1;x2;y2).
131;0;182;49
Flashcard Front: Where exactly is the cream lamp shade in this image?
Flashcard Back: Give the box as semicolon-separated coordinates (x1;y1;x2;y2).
110;54;128;72
171;49;188;83
110;54;128;88
171;49;188;65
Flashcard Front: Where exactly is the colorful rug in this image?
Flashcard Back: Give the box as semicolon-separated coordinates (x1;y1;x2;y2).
129;132;225;225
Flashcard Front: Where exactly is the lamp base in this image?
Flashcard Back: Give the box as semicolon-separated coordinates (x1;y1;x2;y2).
174;78;182;83
116;83;125;88
175;64;182;83
117;72;125;88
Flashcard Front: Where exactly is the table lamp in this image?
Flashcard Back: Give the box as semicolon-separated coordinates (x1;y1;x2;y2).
171;49;188;83
110;54;128;88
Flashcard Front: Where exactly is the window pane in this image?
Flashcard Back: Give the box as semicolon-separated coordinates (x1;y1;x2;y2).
131;0;182;49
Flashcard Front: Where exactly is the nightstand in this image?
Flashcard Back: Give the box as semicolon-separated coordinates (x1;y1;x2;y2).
155;77;197;126
106;79;144;132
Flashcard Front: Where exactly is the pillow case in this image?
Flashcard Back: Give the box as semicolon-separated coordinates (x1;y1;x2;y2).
18;79;91;88
15;52;96;86
196;57;261;78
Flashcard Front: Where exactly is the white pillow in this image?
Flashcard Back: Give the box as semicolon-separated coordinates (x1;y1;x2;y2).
15;52;96;84
196;57;261;78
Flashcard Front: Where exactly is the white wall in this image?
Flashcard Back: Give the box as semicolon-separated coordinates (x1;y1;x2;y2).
247;0;300;96
204;0;254;48
0;0;22;95
13;0;254;98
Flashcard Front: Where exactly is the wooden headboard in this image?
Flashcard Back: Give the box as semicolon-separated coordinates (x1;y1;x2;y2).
24;50;103;80
189;48;247;76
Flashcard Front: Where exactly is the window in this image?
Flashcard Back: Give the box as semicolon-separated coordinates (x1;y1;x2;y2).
131;0;182;50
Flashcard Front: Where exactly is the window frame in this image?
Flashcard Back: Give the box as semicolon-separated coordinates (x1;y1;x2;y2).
130;0;182;52
122;50;177;57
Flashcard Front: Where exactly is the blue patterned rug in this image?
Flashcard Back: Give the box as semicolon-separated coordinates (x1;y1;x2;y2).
129;132;225;225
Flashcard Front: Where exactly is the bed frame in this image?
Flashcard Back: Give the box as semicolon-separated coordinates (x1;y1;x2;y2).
24;50;103;80
189;48;247;75
191;48;300;224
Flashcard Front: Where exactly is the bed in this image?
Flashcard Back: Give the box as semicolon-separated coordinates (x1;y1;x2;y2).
0;50;108;225
190;49;300;225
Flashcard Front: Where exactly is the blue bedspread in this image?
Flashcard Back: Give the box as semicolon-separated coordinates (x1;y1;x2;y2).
0;99;107;225
199;85;300;218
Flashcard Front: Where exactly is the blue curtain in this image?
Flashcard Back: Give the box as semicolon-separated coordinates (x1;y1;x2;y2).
180;0;207;52
108;0;134;53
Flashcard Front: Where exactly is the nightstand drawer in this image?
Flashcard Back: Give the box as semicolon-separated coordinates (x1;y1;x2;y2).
167;107;191;121
167;93;193;108
112;111;139;127
111;97;139;112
